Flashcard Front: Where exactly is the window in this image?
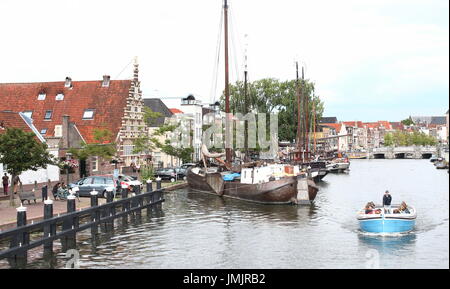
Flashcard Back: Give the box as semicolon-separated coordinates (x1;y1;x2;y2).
123;145;134;156
44;110;52;120
54;125;62;137
23;111;33;119
55;93;64;100
40;128;47;135
82;109;95;119
92;177;105;184
91;156;98;172
37;93;46;100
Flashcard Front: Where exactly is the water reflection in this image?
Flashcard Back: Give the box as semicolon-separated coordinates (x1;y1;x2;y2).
358;233;417;255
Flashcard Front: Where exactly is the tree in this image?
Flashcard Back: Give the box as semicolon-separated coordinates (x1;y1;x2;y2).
0;128;56;206
383;130;437;147
401;116;414;126
133;107;193;179
221;78;325;144
68;128;117;175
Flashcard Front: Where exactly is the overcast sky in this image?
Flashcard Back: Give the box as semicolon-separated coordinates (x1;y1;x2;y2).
0;0;448;121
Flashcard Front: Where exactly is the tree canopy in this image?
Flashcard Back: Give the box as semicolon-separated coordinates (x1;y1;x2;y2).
384;130;437;146
68;128;117;161
220;78;325;143
0;128;56;205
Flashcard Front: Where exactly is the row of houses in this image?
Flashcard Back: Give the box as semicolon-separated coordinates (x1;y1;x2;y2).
0;58;226;187
317;111;449;152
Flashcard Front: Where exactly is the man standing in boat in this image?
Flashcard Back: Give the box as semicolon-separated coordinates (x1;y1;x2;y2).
383;190;392;213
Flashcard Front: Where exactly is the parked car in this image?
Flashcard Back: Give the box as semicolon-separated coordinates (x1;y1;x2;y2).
154;168;178;181
69;175;117;198
117;174;143;191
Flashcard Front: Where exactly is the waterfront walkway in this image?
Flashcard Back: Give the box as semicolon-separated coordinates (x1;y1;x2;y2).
0;181;187;231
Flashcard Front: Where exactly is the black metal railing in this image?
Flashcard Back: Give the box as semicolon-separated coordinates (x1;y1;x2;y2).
0;179;164;268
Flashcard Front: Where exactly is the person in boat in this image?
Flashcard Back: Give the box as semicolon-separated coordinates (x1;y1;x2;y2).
365;202;381;214
394;202;410;214
365;203;375;214
383;190;392;213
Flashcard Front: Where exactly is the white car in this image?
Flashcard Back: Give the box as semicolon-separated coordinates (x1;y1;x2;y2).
118;174;143;191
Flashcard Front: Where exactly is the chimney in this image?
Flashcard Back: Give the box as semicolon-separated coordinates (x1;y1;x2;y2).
64;77;72;88
102;75;110;87
62;115;70;149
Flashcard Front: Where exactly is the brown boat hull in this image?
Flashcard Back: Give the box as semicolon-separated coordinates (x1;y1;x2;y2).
186;168;297;204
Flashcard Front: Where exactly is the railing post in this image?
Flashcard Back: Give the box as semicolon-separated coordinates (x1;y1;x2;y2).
121;184;129;224
62;194;77;251
43;199;54;258
9;205;28;268
106;187;115;231
146;179;153;193
156;177;162;190
146;179;153;216
90;189;99;235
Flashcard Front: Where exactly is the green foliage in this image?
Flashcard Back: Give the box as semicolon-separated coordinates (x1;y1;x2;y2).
384;130;437;147
69;128;117;161
135;107;193;164
221;78;324;143
139;164;155;181
0;128;56;205
401;117;414;126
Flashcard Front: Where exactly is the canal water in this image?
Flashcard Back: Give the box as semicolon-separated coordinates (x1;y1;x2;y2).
9;159;450;268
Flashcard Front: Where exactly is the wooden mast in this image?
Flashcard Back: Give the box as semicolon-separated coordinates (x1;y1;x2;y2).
224;0;232;165
303;67;309;162
296;62;301;157
244;42;249;161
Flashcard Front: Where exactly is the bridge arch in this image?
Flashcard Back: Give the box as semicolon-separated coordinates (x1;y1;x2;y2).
394;153;406;159
373;153;385;159
422;153;432;159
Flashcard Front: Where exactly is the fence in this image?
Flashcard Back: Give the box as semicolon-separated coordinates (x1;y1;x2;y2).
0;179;164;268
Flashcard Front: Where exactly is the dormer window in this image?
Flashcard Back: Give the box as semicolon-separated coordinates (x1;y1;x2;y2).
44;110;52;120
37;93;46;100
23;111;33;119
82;109;95;120
55;93;64;100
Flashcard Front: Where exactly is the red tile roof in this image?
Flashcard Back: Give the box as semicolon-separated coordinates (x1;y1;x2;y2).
170;108;184;114
343;121;364;128
0;111;43;141
0;80;131;144
0;111;33;134
390;122;404;130
321;123;343;133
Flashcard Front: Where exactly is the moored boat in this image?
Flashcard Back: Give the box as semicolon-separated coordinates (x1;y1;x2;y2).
326;159;350;173
186;165;298;204
357;204;416;233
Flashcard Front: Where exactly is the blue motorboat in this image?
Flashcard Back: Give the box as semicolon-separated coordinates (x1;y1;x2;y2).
357;204;416;233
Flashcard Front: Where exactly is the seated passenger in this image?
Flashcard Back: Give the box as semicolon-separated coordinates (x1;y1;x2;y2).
365;203;375;214
399;202;410;214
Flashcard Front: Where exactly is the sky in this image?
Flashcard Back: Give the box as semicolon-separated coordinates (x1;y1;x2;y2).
0;0;448;122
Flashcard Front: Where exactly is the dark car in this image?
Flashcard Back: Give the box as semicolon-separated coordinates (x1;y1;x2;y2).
154;168;178;181
69;175;117;198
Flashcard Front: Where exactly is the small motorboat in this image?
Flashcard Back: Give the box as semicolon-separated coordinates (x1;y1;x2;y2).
326;158;350;173
356;204;416;233
435;160;448;169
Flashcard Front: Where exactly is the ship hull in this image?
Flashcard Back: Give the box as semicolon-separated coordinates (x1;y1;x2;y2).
186;168;297;204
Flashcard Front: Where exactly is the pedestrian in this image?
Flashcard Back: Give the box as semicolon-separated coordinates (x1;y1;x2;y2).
12;175;21;195
383;190;392;214
2;173;9;195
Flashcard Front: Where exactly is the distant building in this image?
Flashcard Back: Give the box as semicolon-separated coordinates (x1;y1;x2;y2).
319;117;338;124
143;98;180;167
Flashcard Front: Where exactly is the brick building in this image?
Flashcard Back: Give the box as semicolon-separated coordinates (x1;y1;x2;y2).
0;58;147;181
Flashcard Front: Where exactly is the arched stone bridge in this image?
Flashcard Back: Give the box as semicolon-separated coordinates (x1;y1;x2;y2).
369;146;437;159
